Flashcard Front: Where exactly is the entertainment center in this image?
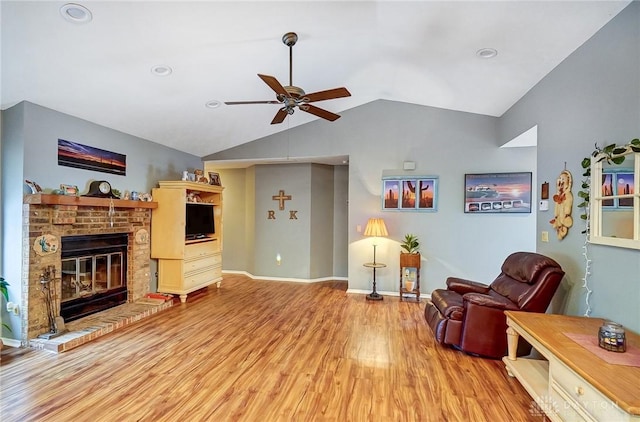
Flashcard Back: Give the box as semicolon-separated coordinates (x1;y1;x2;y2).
151;181;223;302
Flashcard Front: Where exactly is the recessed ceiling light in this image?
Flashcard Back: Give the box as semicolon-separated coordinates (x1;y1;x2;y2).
151;65;173;76
205;100;221;109
60;3;92;24
476;48;498;59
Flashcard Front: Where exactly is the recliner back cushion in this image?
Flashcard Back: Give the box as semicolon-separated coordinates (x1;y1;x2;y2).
489;274;529;304
501;252;559;284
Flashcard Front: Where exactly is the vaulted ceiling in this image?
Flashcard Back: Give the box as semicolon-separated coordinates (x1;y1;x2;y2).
1;1;631;157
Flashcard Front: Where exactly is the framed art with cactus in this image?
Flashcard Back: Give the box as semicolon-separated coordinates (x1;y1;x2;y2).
382;176;438;211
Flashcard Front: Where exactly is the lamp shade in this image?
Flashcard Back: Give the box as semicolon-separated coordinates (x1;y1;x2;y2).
364;218;388;237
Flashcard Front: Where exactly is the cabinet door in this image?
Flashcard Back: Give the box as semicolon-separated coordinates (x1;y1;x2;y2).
151;188;187;258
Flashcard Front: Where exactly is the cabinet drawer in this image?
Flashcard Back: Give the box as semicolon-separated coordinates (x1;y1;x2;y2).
184;267;217;289
550;360;627;421
184;254;220;273
549;382;594;422
185;241;216;259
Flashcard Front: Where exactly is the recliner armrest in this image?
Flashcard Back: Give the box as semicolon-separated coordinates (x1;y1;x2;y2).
446;277;490;295
463;292;519;311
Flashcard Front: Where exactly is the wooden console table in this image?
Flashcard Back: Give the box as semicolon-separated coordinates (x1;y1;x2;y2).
503;311;640;421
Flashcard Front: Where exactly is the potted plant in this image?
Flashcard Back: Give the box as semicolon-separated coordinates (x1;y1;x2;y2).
400;234;420;254
400;235;421;292
1;276;11;349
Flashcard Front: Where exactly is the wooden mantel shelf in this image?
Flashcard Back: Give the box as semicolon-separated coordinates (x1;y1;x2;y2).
24;194;158;209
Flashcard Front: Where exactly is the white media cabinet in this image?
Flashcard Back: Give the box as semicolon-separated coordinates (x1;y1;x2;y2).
151;181;223;303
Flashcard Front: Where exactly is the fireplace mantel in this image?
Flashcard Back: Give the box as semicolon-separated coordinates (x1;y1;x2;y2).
25;194;157;209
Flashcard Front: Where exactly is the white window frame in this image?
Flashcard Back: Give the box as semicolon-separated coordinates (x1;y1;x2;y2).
590;150;640;249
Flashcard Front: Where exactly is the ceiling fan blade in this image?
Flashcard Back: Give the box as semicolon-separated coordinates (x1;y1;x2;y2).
271;108;289;125
258;74;289;97
224;100;282;105
300;104;341;121
304;87;351;103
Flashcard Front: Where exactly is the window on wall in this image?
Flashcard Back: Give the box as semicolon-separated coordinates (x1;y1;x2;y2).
590;150;640;249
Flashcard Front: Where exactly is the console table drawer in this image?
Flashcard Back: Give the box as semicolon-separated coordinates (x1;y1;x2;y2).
549;387;592;422
550;360;628;421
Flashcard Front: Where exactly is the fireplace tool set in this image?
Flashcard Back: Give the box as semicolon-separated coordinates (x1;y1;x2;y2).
38;265;67;339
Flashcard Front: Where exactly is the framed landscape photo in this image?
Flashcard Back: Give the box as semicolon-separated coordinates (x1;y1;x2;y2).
58;139;126;176
382;176;438;212
464;172;532;214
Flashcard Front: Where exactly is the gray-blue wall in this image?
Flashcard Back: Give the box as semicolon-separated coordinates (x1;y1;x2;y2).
0;101;203;338
205;100;537;296
498;1;640;331
217;163;343;280
206;2;640;332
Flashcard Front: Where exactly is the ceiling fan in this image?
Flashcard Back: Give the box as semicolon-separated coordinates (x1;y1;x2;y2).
224;32;351;124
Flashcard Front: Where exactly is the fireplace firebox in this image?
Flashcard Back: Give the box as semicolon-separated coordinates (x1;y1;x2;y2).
60;233;128;322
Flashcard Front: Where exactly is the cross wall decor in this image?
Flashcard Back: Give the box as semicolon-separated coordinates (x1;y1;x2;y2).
268;190;298;220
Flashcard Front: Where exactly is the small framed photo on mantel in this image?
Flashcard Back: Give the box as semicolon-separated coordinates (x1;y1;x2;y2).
209;172;221;186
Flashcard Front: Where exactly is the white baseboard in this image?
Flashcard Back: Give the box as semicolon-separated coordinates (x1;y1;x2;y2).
222;270;348;284
346;288;431;300
1;337;22;348
221;271;430;299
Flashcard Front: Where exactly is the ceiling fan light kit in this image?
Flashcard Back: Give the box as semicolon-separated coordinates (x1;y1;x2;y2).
225;32;351;124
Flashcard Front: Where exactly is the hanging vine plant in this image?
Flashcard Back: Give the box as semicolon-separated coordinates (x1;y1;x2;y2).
577;138;639;316
577;138;640;229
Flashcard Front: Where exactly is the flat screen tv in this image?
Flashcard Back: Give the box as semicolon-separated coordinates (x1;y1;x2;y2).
185;203;215;239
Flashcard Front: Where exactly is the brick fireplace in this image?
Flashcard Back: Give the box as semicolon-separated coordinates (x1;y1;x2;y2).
21;194;157;346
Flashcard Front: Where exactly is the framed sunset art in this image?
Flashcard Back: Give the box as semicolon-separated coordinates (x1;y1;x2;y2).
58;139;126;176
464;172;532;213
382;176;438;211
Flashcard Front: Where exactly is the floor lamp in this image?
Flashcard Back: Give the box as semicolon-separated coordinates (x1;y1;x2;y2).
363;218;388;301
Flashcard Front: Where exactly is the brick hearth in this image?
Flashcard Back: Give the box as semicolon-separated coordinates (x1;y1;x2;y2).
29;298;173;353
21;194;159;347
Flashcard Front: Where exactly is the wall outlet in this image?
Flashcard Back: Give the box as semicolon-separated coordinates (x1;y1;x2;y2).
541;231;549;242
7;301;19;316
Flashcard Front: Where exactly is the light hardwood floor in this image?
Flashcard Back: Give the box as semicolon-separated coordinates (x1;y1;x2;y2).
1;275;542;421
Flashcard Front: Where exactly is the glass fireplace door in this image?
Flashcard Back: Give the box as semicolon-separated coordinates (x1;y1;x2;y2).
61;252;123;301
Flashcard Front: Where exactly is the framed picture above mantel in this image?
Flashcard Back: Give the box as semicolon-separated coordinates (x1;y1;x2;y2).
382;176;438;212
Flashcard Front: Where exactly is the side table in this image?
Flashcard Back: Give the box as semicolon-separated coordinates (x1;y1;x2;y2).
364;262;386;301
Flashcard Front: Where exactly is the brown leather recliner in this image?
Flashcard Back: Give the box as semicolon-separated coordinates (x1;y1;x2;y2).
424;252;564;358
